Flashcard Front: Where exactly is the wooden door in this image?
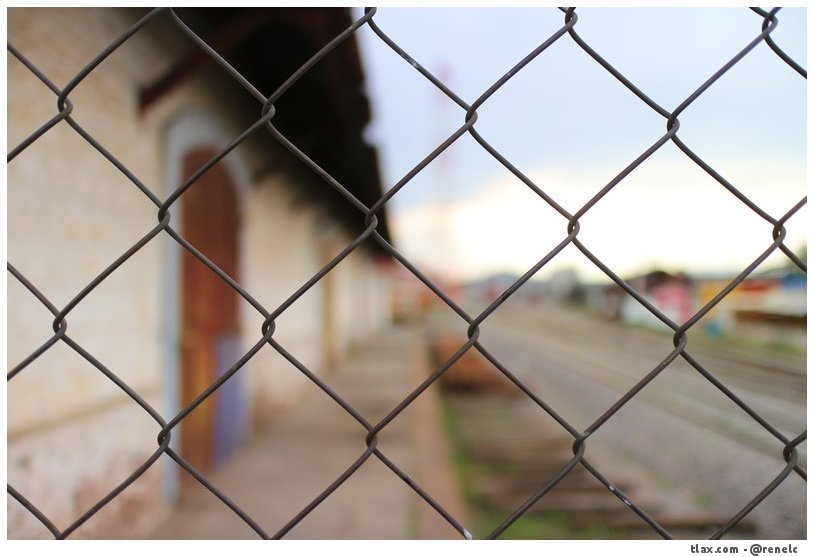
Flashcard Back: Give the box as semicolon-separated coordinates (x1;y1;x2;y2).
179;148;242;493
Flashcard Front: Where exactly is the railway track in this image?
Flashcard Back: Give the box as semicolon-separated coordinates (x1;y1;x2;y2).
431;299;806;538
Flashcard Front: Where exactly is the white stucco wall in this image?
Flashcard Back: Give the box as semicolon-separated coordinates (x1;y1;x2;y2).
7;7;393;539
240;174;328;417
7;7;172;437
7;7;179;539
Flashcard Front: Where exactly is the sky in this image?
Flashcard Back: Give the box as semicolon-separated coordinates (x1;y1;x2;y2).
352;7;807;282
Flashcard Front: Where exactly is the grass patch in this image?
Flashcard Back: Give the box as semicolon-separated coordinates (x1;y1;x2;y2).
437;394;475;504
477;510;618;540
438;391;623;540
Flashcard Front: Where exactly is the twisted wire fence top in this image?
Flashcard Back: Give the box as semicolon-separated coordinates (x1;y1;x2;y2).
6;6;807;540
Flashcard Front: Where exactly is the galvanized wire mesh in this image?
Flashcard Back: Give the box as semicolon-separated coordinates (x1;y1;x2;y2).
6;6;807;540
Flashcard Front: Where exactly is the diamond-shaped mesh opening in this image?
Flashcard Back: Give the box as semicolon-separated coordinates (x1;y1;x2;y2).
595;399;803;540
576;154;780;279
567;8;761;109
6;50;64;150
8;132;159;300
8;340;164;537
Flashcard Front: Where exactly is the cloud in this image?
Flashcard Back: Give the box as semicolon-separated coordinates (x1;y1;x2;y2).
391;155;807;282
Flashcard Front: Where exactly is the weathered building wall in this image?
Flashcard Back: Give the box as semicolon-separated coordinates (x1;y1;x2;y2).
241;182;393;420
8;7;392;539
8;8;177;539
241;174;330;416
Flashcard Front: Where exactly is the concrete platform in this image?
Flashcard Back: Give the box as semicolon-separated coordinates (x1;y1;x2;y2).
149;325;468;540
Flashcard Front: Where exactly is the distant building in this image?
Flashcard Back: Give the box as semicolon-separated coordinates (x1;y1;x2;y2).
599;270;695;329
695;269;806;349
587;267;805;350
464;273;521;303
8;7;391;538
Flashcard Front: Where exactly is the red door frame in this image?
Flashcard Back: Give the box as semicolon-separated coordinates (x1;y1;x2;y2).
179;148;242;493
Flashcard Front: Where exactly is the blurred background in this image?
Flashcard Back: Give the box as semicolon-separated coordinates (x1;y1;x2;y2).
6;6;806;540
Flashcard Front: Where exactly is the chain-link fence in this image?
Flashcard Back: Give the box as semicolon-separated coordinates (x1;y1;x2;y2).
7;6;806;540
